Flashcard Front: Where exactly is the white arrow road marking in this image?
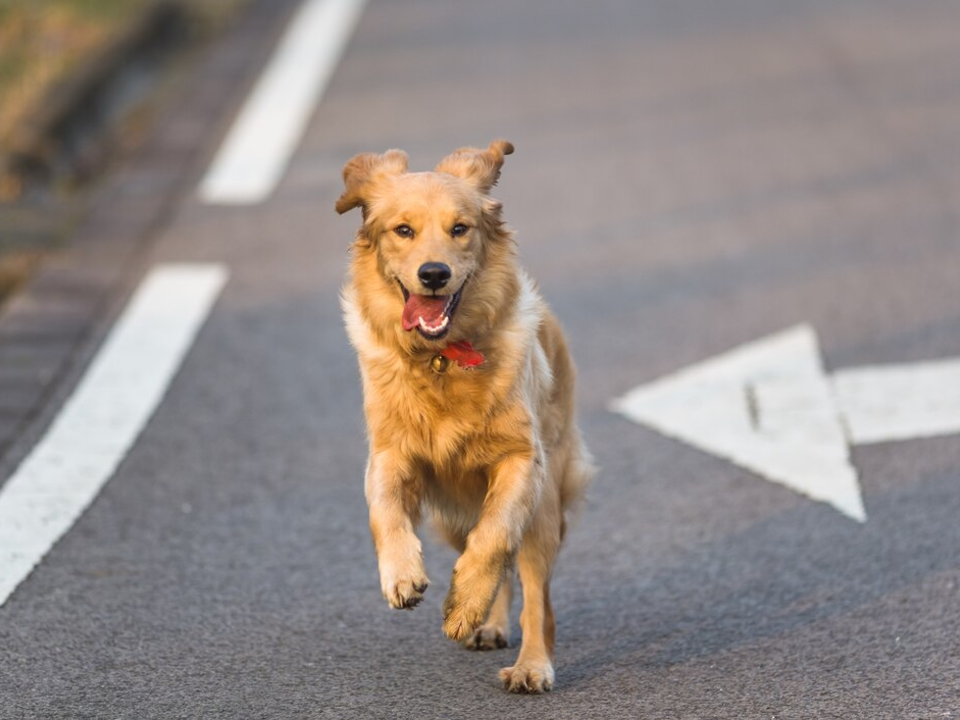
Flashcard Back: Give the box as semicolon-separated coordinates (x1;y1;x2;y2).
612;325;960;523
199;0;368;204
0;264;228;608
609;325;867;522
833;359;960;445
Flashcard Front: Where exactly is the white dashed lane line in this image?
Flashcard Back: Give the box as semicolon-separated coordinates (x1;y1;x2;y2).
198;0;368;205
0;264;228;608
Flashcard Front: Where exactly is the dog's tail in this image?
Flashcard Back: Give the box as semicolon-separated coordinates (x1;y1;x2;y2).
559;430;597;542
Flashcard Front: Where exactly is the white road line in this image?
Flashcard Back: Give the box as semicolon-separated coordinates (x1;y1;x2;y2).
0;264;228;608
198;0;368;204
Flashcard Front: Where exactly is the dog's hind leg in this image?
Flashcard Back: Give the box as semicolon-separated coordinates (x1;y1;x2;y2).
464;568;513;650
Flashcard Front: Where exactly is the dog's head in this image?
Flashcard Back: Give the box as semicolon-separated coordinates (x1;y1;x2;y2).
337;140;515;343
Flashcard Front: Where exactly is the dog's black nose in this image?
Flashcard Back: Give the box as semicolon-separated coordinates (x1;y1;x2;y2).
418;262;451;290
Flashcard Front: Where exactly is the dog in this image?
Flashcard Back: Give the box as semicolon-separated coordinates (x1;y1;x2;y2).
337;140;594;693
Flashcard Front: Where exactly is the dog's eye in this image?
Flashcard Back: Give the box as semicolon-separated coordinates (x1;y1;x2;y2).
394;224;414;239
451;223;469;238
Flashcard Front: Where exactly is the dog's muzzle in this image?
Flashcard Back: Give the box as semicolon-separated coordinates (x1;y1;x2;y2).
399;281;464;340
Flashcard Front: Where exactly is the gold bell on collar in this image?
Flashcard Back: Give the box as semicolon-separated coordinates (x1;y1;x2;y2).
430;354;450;374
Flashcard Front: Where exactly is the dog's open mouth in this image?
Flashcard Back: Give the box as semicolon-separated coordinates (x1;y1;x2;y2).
399;282;464;339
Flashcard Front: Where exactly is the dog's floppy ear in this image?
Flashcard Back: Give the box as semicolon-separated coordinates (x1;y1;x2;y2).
434;140;514;194
335;149;409;215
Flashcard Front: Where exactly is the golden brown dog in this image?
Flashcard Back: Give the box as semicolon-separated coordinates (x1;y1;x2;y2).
337;140;594;693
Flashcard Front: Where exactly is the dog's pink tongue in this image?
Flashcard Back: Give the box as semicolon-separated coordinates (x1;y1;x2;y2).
402;294;447;331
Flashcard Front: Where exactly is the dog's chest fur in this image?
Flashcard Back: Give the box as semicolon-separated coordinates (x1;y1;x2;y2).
344;276;551;478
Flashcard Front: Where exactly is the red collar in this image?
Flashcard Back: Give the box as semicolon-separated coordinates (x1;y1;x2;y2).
440;340;485;369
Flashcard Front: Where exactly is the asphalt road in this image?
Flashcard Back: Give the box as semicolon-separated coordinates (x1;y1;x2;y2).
3;0;960;717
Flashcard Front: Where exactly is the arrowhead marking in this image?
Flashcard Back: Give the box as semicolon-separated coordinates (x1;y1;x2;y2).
610;324;866;522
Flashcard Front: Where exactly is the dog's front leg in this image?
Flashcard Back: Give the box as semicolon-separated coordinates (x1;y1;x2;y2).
443;453;543;640
365;451;429;610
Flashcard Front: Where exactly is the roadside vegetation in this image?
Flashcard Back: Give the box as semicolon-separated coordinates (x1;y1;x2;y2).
0;0;245;304
0;1;153;164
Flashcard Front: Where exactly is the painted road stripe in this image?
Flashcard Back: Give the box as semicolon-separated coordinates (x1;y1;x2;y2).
198;0;368;204
0;264;228;607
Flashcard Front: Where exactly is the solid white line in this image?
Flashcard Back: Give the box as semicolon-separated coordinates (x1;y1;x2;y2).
198;0;368;204
0;264;228;608
833;358;960;445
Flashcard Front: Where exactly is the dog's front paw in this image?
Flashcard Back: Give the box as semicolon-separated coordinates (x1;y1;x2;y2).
442;556;502;640
442;592;487;640
380;555;429;610
499;661;554;694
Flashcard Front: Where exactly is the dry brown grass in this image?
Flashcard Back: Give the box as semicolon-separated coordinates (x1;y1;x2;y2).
0;2;156;151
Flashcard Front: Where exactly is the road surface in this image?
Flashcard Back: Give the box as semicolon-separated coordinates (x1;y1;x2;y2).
2;0;960;717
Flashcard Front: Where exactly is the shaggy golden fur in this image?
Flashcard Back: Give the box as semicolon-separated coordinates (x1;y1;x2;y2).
337;140;594;693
